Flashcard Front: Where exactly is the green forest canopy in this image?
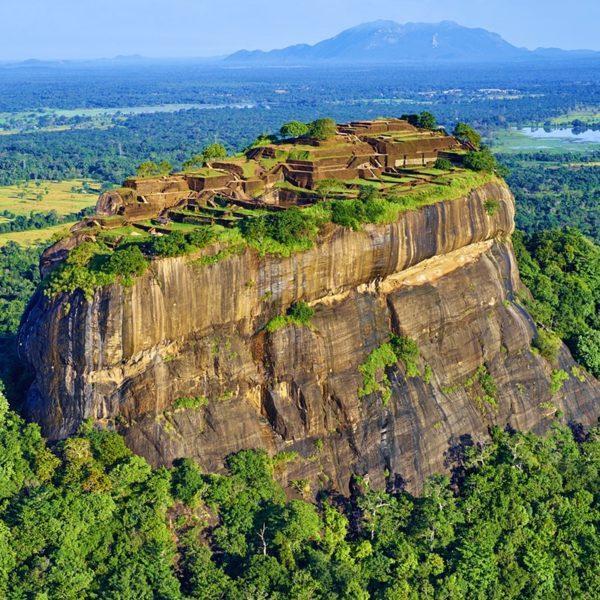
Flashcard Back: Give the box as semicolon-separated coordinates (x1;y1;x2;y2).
0;386;597;599
514;228;600;377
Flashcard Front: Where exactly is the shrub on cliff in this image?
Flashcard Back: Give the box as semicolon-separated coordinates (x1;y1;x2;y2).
533;328;562;363
267;208;312;246
359;335;423;404
186;226;216;249
358;342;398;404
44;241;112;299
330;200;364;230
45;241;152;298
265;301;315;333
390;334;421;378
288;301;314;324
240;207;315;254
330;186;386;230
149;231;191;257
101;245;149;284
463;147;499;173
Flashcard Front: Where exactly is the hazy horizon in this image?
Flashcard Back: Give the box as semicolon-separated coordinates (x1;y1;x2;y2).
1;0;599;61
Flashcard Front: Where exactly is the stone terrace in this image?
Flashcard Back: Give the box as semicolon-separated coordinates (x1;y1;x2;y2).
79;118;468;233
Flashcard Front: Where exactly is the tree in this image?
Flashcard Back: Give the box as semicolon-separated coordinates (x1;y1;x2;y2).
417;111;437;130
136;160;172;178
280;121;309;139
514;227;600;377
453;122;482;148
171;458;206;507
201;143;228;162
307;118;337;141
182;154;205;171
574;329;600;378
183;143;227;171
401;112;437;130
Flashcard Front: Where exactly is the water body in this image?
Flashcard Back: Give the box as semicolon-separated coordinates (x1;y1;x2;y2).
519;127;600;143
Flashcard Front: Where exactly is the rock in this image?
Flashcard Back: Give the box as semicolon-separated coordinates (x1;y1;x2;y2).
18;180;599;493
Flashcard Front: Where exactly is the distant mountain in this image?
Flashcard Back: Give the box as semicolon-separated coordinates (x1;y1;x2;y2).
0;55;224;70
226;20;599;64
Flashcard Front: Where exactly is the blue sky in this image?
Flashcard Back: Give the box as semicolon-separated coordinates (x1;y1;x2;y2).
1;0;598;60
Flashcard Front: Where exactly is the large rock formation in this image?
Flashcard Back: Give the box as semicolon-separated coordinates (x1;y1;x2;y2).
19;180;599;493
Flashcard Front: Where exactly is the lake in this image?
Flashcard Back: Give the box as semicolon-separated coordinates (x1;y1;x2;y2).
519;127;600;143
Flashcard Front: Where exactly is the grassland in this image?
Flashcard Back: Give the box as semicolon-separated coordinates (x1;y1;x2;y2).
0;223;72;247
549;109;600;125
0;179;99;217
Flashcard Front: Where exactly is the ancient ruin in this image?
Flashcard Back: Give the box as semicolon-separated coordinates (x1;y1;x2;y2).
20;116;600;495
77;118;464;234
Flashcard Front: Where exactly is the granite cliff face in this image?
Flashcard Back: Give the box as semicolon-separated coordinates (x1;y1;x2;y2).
19;180;599;493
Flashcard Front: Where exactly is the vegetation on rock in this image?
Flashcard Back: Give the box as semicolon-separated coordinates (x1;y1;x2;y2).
240;207;317;256
45;240;152;299
266;301;315;333
329;185;386;230
466;364;498;411
359;335;422;404
550;369;569;395
172;396;209;411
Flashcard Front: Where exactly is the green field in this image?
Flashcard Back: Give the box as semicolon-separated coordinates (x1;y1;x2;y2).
550;108;600;125
0;223;72;247
0;179;99;217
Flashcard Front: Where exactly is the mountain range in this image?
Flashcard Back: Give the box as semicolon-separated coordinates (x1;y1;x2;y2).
226;20;599;64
